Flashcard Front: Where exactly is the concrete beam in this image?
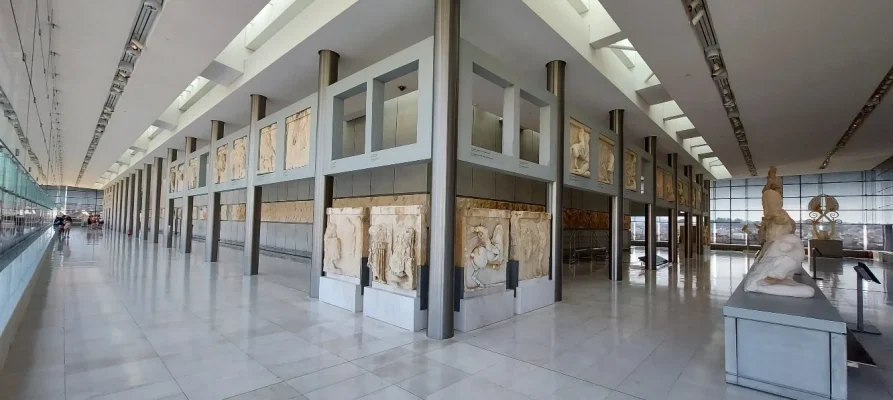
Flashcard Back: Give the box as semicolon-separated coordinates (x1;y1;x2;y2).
586;2;625;48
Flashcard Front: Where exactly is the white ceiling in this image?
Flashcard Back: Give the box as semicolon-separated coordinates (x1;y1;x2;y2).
108;0;719;186
53;0;268;186
601;0;893;178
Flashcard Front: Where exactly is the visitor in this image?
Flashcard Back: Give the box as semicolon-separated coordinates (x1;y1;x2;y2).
62;215;73;238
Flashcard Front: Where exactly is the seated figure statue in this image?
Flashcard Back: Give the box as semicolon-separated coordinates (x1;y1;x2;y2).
744;233;814;298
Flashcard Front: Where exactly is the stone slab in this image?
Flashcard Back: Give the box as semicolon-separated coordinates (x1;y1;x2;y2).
514;276;554;315
455;289;514;332
363;286;427;332
319;276;363;312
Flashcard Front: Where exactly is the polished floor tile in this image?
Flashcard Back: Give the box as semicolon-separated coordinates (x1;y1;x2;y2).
3;230;893;400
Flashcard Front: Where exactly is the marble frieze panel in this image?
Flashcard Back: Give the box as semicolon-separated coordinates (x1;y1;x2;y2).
656;168;664;200
285;108;311;170
510;211;551;281
258;124;277;174
368;205;428;292
569;118;591;178
215;144;228;184
231;137;247;180
188;158;199;190
597;134;615;185
324;207;369;279
624;149;637;192
176;164;185;192
458;208;511;295
169;166;178;192
666;171;675;203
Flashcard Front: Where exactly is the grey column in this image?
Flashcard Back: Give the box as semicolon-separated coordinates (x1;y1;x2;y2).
244;95;267;275
644;136;657;270
668;153;679;264
113;182;119;231
703;179;711;252
683;165;693;259
608;109;625;281
181;137;197;253
117;180;124;232
546;60;566;300
127;174;136;235
165;149;178;249
694;173;703;254
142;164;152;240
427;0;460;339
206;120;225;262
152;157;163;243
135;170;144;238
310;50;340;297
120;178;128;232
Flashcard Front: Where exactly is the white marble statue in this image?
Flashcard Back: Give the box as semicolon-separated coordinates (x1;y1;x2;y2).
323;222;342;274
368;224;389;283
466;224;506;289
757;167;795;245
744;233;814;298
569;120;590;177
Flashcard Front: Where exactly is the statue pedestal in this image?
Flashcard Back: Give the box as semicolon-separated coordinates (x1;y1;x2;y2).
513;276;554;315
455;290;514;332
319;275;363;312
363;284;426;331
808;239;843;258
724;274;847;399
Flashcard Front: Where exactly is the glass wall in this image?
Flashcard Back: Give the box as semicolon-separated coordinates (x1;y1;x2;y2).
710;170;893;250
0;152;55;254
44;186;104;219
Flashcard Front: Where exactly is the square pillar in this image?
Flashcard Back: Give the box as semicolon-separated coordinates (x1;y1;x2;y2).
683;165;693;259
165;149;179;248
152;157;164;243
206;120;225;262
644;136;658;269
142;163;152;240
244;94;267;275
134;171;143;236
127;174;136;235
180;137;197;253
609;109;625;281
668;153;679;264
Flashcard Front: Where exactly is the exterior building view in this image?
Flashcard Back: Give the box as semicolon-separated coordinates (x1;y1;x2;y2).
1;1;893;399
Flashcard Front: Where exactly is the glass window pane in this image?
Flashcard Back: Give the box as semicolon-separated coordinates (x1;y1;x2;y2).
747;177;767;186
747;198;762;210
836;196;865;210
714;179;730;187
730;210;747;223
836;210;865;224
836;224;864;249
822;182;863;197
746;186;763;198
731;186;746;198
730;179;747;187
713;210;730;221
783;184;800;197
730;199;746;210
713;222;731;244
783;175;800;184
823;171;863;183
714;186;731;198
801;174;820;183
801;184;820;197
714;198;730;210
866;225;884;250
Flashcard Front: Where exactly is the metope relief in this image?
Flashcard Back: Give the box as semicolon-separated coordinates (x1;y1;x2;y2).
220;205;229;221
569;119;591;177
597;135;615;184
656;168;664;200
188;158;199;190
624;149;638;192
665;170;675;202
368;205;428;292
231;137;247;180
215;145;227;184
169;166;178;193
460;208;511;294
258;123;276;174
285;109;311;170
176;164;185;192
324;208;368;279
510;211;551;281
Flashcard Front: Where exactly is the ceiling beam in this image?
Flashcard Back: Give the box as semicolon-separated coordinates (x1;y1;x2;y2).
586;2;626;48
565;0;590;14
676;128;701;140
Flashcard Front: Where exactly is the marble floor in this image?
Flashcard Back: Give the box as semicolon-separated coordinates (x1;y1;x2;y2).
2;229;893;399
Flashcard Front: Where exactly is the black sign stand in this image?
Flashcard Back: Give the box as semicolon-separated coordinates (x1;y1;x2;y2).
848;262;881;335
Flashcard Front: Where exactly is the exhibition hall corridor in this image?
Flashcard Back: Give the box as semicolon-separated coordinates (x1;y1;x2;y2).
2;229;892;400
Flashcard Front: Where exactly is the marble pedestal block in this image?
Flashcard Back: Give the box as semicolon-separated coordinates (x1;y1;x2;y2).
724;274;847;399
454;290;514;332
808;239;843;258
363;286;427;331
319;276;363;312
514;277;554;315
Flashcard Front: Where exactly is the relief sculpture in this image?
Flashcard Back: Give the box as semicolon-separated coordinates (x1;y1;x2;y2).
677;179;686;206
258;124;276;174
624;149;638;191
169;166;177;192
510;211;551;281
188;158;199;190
368;205;427;291
323;208;367;279
569;119;590;177
215;145;227;184
176;164;185;192
665;171;675;202
460;209;511;294
285;109;311;170
231;137;247;180
597;135;615;184
656;167;664;200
